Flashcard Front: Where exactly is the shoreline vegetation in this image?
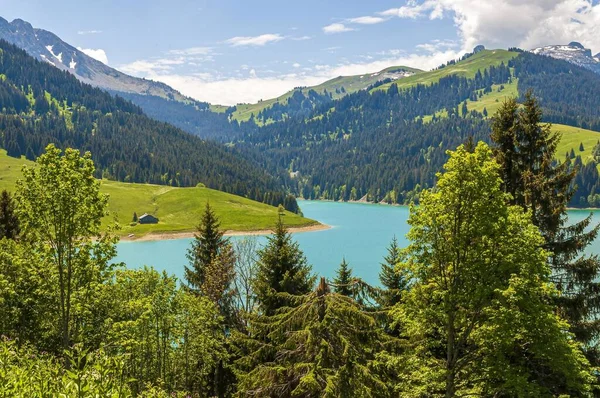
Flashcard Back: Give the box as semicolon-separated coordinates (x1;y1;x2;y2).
120;222;331;241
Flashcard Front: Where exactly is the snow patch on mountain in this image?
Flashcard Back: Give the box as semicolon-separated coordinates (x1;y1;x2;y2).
45;44;63;63
531;42;600;74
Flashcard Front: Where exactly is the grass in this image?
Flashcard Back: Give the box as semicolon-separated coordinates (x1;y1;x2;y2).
209;104;228;113
554;124;600;163
464;80;519;115
0;150;318;238
308;65;423;99
377;50;518;92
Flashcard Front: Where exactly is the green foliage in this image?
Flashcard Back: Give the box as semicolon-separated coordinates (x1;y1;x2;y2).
0;189;19;239
491;94;600;367
0;337;136;397
236;278;395;397
185;202;229;292
332;258;354;297
15;144;118;351
378;236;407;308
253;216;316;315
394;143;592;396
104;267;227;395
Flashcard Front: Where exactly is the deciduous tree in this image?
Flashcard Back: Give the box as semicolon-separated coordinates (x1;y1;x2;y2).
395;143;591;396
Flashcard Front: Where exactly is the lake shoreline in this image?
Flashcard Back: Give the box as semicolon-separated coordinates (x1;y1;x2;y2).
120;223;331;242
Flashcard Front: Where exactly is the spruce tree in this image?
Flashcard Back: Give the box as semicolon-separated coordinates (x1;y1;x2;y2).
253;215;315;315
379;236;407;307
332;258;354;297
237;278;394;396
185;202;230;294
491;92;600;366
0;190;19;240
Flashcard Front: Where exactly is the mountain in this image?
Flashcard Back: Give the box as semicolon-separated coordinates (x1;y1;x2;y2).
0;39;300;211
0;17;236;140
0;17;187;100
231;49;600;207
228;65;422;122
531;42;600;74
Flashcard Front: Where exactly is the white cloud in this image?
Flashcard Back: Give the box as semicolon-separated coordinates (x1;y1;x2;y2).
225;33;284;47
348;16;386;24
323;23;355;34
379;0;600;53
292;35;312;41
167;46;212;56
135;47;461;106
76;47;108;65
293;63;301;68
119;58;185;75
77;30;102;35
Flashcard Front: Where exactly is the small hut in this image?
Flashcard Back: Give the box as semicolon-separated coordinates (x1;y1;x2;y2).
138;213;159;224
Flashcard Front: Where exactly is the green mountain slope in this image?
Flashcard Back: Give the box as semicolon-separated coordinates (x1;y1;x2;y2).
0;150;317;237
377;49;518;91
228;65;422;122
231;49;600;207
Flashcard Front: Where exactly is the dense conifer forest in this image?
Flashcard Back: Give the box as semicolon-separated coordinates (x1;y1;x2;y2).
0;40;299;211
227;51;600;207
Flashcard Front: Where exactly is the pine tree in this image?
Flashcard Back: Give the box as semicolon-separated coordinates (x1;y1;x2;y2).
0;190;19;240
491;91;600;367
332;258;354;297
379;236;406;307
236;277;395;397
580;142;585;152
185;202;229;294
132;212;138;223
253;215;315;315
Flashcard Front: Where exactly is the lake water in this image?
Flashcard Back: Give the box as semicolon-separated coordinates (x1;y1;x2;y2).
114;201;600;286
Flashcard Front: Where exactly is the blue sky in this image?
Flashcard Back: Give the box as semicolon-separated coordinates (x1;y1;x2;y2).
3;0;600;105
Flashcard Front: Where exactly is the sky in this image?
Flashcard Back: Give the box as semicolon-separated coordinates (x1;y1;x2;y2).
3;0;600;105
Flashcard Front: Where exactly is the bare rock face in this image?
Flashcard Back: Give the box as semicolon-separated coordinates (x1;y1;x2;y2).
0;17;187;101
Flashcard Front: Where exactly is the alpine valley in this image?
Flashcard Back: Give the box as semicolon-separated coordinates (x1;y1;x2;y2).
2;17;600;211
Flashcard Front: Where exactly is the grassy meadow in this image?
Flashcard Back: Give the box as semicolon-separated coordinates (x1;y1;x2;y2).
0;150;318;238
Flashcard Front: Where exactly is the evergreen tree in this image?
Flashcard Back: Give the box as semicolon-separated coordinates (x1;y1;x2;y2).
580;142;585;152
185;202;229;294
461;101;468;118
490;98;519;201
332;258;354;297
236;277;394;397
132;212;138;223
394;143;592;396
378;236;406;307
491;92;600;366
253;216;315;315
0;190;19;240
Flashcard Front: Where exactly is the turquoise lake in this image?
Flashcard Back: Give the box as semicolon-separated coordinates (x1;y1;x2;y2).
115;201;600;286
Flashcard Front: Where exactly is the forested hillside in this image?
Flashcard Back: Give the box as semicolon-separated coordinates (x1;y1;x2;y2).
231;50;600;207
0;40;299;210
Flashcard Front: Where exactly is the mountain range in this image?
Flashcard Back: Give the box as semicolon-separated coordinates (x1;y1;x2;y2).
0;17;236;140
2;16;600;208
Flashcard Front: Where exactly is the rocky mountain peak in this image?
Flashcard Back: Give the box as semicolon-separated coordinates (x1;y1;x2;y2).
531;42;600;75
